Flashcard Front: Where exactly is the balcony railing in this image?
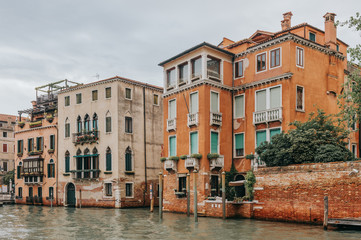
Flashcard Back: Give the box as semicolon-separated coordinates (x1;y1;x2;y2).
253;107;282;125
210;112;222;126
167;118;176;132
210;155;224;171
207;69;222;81
164;159;177;172
72;130;99;145
187;113;198;127
185;158;199;170
178;78;187;86
70;169;100;179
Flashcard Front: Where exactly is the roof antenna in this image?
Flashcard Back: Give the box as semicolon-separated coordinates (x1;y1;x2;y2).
93;73;100;80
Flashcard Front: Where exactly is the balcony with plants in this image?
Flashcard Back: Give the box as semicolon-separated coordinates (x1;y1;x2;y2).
72;130;99;145
207;153;224;171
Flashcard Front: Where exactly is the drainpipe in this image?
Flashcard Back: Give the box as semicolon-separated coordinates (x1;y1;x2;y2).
231;55;235;167
359;123;361;158
143;86;148;206
55;125;59;206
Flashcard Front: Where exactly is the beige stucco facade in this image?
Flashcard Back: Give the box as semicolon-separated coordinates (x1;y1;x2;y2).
57;76;163;208
0;114;16;186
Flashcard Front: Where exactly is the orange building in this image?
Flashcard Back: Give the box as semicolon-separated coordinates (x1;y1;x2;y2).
159;12;353;215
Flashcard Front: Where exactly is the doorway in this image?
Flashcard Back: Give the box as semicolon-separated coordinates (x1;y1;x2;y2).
66;183;76;207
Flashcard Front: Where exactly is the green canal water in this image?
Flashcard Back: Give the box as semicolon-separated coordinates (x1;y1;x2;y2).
1;205;361;240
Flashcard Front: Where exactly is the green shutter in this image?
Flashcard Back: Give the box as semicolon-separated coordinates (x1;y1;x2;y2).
17;166;21;179
270;128;281;140
256;131;267;147
169;136;176;156
47;164;50;177
235;134;244;150
52;164;55;178
211;132;219;153
65;157;70;172
106;153;112;171
190;132;198;154
125;153;132;171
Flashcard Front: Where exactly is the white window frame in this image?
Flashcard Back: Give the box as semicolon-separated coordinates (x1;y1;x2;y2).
269;47;282;70
91;90;98;102
125;182;134;198
105;87;111;99
234;132;245;158
210;130;220;154
296;46;304;68
210;90;220;113
190;91;199;114
296;85;305;112
309;31;316;42
255;127;282;148
234;93;245;119
168;135;177;157
125;88;132;100
189;131;199;155
104;182;113;198
153;94;159;106
168;98;177;119
255;51;267;74
255;84;282;111
234;60;244;79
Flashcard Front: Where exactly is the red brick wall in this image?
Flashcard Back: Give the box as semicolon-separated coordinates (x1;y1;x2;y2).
253;161;361;224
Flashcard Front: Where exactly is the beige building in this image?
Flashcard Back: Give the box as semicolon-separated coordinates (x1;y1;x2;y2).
0;114;16;180
57;76;163;208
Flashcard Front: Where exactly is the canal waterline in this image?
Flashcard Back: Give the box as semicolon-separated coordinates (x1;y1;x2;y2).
1;205;361;240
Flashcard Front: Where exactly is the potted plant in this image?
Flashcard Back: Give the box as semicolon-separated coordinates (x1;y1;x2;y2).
168;156;179;161
179;155;188;160
18;122;25;128
46;114;54;123
207;153;219;160
160;157;167;162
190;153;202;159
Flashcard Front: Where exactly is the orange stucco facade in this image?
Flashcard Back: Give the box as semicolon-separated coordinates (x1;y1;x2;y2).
159;12;355;215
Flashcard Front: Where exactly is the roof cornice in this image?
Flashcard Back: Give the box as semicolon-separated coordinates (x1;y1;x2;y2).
15;125;57;134
234;73;293;91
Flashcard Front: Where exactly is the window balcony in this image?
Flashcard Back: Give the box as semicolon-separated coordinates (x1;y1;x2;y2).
185;157;199;170
70;169;100;179
210;112;222;126
210;155;224;171
164;159;177;172
253;107;282;125
187;113;198;127
73;130;99;145
167;118;176;132
207;69;222;81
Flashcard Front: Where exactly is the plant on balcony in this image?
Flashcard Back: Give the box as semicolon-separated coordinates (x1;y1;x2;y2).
29;120;42;128
46;114;54;123
160;157;167;162
75;133;99;145
179;155;188;160
207;153;219;160
190;153;202;159
245;154;255;160
18;122;25;128
17;152;23;157
168;156;179;161
29;150;43;156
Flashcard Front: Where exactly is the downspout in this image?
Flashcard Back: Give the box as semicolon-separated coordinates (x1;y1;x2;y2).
143;86;147;206
55;125;59;206
231;55;235;167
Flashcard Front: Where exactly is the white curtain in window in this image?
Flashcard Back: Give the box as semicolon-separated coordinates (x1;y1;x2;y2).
210;92;219;113
256;90;266;111
169;100;176;119
235;95;244;118
270;87;281;109
190;93;198;114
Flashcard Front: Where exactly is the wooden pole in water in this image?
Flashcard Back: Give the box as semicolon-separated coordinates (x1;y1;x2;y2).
187;173;190;217
159;172;163;220
150;183;154;212
323;196;328;230
79;189;82;208
193;170;198;222
222;171;226;220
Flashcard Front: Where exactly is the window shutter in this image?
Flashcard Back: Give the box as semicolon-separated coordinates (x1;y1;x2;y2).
270;87;281;109
125;153;132;171
47;164;50;177
270;128;281;139
211;92;219;113
211;132;219;153
169;136;176;156
190;132;198;154
256;131;267;147
17;166;21;179
190;93;198;114
106;153;112;171
256;90;266;111
235;95;244;118
235;134;244;149
52;164;55;178
169;100;176;119
65;157;70;172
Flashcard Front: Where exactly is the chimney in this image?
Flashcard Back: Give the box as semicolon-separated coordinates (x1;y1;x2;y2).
281;12;293;30
323;12;337;50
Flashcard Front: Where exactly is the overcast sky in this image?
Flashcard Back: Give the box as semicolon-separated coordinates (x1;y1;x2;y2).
0;0;359;115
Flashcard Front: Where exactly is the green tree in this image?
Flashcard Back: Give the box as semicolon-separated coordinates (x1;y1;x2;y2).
2;170;14;186
256;110;353;167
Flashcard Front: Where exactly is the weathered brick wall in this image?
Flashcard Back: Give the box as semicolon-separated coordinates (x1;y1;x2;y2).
253;161;361;224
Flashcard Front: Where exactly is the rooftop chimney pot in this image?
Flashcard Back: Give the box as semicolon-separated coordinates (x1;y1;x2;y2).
323;12;337;50
281;12;293;31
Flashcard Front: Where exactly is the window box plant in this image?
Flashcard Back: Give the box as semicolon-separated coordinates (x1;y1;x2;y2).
48;149;55;154
168;156;179;161
190;153;202;159
207;153;219;160
18;122;25;128
160;157;167;162
179;155;188;160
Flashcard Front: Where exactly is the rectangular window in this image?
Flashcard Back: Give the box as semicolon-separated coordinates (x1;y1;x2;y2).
92;90;98;101
256;130;267;147
3;162;7;171
256;90;267;111
65;96;70;106
352;144;357;158
167;68;176;87
336;44;339;52
17;140;23;154
105;87;111;98
210;132;219;154
125;88;132;100
2;144;7;153
270;48;280;68
207;56;221;79
179;63;188;83
106;152;112;171
65;156;70;173
125;183;133;197
190;132;198;154
169;136;176;156
210;91;219;113
309;32;316;42
352;115;357;131
76;93;82;104
125;151;132;172
270;128;281;141
48;164;55;178
18;187;22;198
234;95;244;118
106;117;112;133
296;86;304;111
191;57;201;78
297;47;304;67
154;94;159;105
235;133;244;157
17;165;22;179
28;138;34;152
270;86;281;109
36;137;43;151
65;123;70;138
190;92;198;114
256;53;266;72
3;132;7;138
178;176;187;195
50;135;55;150
168;99;176;119
105;183;112;196
125;117;133;133
235;60;243;78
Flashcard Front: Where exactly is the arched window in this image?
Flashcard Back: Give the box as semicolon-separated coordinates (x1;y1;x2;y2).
48;159;55;178
65;118;70;138
83;148;91;178
125;147;132;172
92;148;99;178
93;113;98;130
77;116;82;133
105;111;111;133
65;151;70;173
76;149;82;178
106;147;112;171
84;114;90;132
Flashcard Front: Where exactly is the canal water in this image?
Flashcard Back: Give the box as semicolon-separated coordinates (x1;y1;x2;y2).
1;205;361;240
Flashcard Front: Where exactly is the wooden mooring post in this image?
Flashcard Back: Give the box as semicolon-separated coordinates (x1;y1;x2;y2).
187;173;190;217
159;172;163;220
323;196;328;230
193;170;198;223
222;172;226;220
